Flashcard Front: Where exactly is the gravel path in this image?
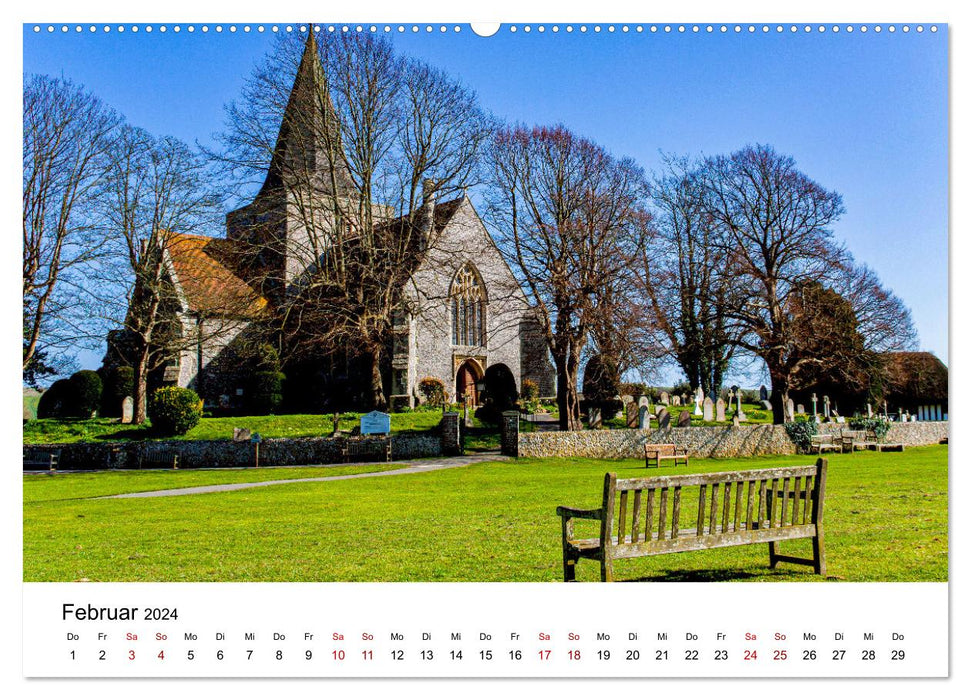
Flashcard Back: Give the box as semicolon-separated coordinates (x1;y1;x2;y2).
95;452;506;500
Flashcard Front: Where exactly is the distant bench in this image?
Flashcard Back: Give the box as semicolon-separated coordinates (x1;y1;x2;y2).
138;446;180;470
643;443;688;469
23;448;61;473
342;436;392;463
810;434;841;454
556;459;828;582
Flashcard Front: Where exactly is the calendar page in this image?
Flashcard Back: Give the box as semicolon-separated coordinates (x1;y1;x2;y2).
15;0;958;695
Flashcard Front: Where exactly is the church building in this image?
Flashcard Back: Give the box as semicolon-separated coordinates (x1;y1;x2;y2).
153;33;554;412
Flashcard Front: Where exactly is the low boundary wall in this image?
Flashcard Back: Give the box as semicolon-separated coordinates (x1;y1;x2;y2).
517;421;949;459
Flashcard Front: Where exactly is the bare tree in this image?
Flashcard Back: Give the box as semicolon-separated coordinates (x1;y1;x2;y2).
211;31;494;409
833;255;918;353
639;155;741;397
23;75;120;382
92;127;225;423
702;145;845;423
487;125;647;430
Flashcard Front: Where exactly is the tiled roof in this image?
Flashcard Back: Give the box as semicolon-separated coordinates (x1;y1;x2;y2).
165;233;268;319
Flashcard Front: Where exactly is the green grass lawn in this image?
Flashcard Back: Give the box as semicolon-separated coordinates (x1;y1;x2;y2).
23;445;947;583
22;411;451;444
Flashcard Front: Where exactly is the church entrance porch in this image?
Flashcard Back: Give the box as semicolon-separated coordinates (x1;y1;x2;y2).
455;359;483;407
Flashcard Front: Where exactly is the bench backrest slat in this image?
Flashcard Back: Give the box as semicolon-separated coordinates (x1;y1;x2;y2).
603;461;826;550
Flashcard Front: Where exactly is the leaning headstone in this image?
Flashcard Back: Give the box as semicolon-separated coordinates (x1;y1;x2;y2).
638;405;650;430
233;427;251;442
360;410;391;435
759;385;768;402
677;410;691;427
761;399;773;411
671;395;681;407
703;397;714;422
120;396;134;424
588;406;602;429
716;398;726;422
659;391;670;405
658;408;671;430
626;402;638;428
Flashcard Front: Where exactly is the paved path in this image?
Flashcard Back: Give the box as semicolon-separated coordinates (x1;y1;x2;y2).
96;452;506;500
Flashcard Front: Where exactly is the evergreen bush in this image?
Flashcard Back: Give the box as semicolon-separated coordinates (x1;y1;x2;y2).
100;366;134;417
149;386;202;436
784;420;818;453
69;370;102;418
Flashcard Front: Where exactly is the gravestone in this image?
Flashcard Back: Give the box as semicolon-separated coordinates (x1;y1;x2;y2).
715;398;726;422
671;395;681;407
734;387;746;422
786;398;795;421
626;402;638;428
797;404;805;415
693;390;703;416
677;410;691;427
621;394;634;407
638;405;650;430
759;385;768;402
732;414;741;427
360;410;391;435
657;408;671;429
761;400;773;411
233;427;251;442
588;406;603;429
703;397;714;422
120;396;134;424
639;395;650;409
659;391;670;405
823;395;831;419
867;402;873;418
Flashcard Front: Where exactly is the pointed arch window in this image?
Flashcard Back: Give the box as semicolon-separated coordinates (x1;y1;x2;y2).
451;262;487;346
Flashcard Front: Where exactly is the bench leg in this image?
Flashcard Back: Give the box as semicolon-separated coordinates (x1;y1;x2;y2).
812;530;826;576
600;555;614;583
768;541;778;569
562;550;576;582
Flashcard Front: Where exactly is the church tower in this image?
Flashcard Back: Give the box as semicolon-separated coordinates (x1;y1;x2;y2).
226;30;357;302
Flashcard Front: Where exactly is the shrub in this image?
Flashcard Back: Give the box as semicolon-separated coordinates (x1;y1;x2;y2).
620;382;649;398
747;410;768;421
784;420;818;453
149;386;202;436
36;379;75;419
518;378;541;414
418;377;446;407
100;366;134;417
248;371;285;414
69;370;102;418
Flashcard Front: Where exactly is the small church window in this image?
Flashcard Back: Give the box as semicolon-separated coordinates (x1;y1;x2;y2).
451;262;486;347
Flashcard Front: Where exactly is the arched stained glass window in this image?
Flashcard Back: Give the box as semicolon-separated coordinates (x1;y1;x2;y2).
451;263;486;346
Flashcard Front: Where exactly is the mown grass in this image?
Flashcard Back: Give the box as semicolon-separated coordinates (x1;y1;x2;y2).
23;463;405;503
23;411;449;444
23;445;947;583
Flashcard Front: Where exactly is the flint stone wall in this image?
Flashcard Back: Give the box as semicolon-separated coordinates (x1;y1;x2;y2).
517;421;948;459
24;432;442;471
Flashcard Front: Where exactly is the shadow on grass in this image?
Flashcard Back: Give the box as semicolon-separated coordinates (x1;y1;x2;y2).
94;428;155;441
623;567;798;582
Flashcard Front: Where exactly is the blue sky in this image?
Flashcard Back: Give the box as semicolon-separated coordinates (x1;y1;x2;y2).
23;23;948;382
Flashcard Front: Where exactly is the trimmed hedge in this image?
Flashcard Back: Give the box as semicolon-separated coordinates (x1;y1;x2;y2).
149;386;203;436
71;370;102;418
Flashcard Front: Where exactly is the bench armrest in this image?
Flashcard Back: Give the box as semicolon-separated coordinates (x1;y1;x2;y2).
555;506;603;520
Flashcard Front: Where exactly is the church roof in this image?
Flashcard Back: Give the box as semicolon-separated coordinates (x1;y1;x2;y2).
880;351;948;402
375;195;465;236
165;233;269;319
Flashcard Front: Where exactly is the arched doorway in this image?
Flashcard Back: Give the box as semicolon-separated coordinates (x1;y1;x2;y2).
456;360;483;406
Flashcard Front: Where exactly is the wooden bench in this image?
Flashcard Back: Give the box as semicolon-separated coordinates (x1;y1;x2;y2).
643;443;688;469
809;434;840;454
138;446;180;469
342;436;392;463
23;448;61;472
556;459;828;582
838;430;865;453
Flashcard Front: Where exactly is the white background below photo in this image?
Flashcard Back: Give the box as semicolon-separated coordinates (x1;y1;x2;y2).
5;0;967;698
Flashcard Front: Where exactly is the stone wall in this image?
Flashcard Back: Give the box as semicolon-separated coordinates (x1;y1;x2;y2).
24;432;443;471
517;421;949;460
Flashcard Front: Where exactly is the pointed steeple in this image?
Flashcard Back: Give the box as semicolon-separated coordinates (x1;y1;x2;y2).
259;28;354;198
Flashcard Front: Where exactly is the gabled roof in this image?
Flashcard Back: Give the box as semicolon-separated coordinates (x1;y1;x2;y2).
165;233;268;318
375;195;465;237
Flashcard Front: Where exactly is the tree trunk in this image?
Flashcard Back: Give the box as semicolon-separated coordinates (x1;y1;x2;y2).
768;366;790;425
555;352;582;431
365;346;387;411
133;346;150;425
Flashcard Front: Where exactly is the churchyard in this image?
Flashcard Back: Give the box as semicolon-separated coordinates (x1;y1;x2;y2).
23;444;947;583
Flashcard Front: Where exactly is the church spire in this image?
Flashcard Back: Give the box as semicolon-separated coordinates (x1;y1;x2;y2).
259;27;353;197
